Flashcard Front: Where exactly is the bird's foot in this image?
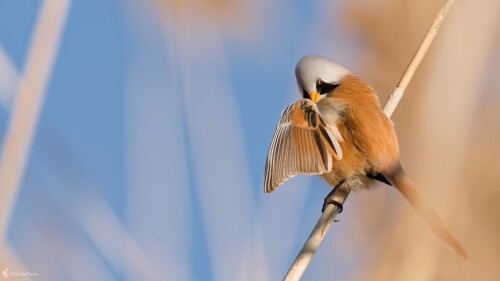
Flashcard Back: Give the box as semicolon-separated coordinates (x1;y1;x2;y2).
322;197;343;213
321;179;345;213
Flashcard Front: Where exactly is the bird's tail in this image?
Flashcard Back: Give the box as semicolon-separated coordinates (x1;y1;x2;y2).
384;163;468;259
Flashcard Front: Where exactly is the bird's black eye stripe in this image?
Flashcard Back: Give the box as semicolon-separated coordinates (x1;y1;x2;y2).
302;88;309;99
316;80;339;94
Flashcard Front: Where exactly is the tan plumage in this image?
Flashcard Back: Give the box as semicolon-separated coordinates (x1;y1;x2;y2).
264;55;467;258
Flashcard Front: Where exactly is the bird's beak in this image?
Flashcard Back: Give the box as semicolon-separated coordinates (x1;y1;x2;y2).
309;91;320;103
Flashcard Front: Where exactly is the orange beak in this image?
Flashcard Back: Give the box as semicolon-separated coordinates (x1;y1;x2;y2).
309;91;320;103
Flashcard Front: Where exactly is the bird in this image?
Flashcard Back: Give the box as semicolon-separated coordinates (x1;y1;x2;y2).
264;55;467;258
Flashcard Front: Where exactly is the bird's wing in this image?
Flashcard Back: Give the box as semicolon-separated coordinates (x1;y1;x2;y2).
264;99;343;193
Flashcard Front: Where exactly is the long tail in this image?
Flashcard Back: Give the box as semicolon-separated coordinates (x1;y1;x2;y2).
384;163;468;259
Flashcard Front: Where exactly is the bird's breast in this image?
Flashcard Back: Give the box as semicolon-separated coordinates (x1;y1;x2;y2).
316;98;346;125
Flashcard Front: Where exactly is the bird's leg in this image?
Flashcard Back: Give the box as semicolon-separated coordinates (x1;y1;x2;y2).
322;180;345;213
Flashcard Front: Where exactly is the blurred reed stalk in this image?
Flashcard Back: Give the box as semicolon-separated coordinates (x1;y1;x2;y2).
0;0;70;260
283;0;456;280
148;1;264;280
0;46;18;108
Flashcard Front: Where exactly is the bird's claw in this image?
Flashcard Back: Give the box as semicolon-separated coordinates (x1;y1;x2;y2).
322;197;343;213
321;179;345;214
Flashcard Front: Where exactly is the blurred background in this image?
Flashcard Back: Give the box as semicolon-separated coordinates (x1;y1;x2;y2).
0;0;499;280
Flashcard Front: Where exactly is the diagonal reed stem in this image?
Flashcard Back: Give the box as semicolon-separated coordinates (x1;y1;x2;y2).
0;0;71;247
283;0;456;280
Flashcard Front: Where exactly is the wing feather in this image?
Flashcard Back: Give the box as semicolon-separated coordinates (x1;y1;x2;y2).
264;99;344;193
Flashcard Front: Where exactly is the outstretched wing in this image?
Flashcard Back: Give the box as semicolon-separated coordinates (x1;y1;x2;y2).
264;99;343;193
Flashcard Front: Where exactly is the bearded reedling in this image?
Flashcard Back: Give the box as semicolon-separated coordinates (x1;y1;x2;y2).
264;55;467;258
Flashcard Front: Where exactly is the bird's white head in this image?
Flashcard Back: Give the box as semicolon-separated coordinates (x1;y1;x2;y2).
295;55;350;103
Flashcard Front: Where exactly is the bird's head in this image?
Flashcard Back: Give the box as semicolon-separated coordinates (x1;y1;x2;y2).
295;55;350;103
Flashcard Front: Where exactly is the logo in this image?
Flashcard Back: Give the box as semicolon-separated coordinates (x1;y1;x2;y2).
2;268;38;278
2;268;8;278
